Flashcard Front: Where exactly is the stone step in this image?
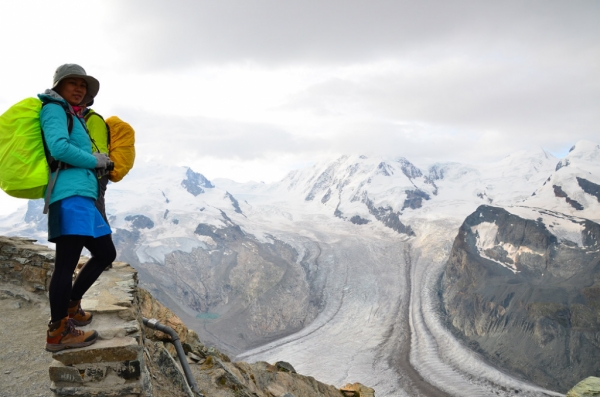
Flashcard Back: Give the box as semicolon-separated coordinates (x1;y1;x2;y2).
49;261;149;396
79;261;137;321
50;364;149;397
79;313;140;340
52;337;142;366
49;356;144;386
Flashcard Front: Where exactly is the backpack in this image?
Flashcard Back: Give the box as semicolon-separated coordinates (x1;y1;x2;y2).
0;97;73;199
105;116;135;182
84;112;135;182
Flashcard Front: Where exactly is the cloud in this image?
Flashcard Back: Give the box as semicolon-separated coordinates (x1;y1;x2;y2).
278;53;600;156
120;108;326;160
106;1;600;68
1;0;598;183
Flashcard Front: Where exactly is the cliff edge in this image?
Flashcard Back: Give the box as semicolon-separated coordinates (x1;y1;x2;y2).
0;236;374;397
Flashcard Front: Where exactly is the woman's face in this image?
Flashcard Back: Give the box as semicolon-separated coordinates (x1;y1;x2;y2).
55;77;87;106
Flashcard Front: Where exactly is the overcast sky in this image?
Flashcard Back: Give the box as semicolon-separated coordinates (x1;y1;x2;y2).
0;1;599;213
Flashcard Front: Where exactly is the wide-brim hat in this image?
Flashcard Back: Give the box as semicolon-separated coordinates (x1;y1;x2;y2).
52;64;100;106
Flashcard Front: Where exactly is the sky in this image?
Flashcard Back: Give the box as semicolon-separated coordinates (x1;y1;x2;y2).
0;0;599;214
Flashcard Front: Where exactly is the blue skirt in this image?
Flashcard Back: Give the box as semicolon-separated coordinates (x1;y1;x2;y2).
48;196;112;242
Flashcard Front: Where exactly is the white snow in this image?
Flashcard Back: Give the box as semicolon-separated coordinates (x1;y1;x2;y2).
507;205;588;248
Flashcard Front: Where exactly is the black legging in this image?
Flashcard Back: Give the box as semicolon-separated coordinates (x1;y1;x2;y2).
49;234;116;322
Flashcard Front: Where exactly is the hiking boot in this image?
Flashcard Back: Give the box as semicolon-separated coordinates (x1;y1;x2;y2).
67;299;93;326
46;317;98;352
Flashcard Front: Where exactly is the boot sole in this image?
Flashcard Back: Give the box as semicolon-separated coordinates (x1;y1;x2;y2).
45;338;97;352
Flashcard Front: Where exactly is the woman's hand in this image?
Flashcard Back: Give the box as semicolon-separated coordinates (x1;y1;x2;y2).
93;153;111;169
93;153;113;177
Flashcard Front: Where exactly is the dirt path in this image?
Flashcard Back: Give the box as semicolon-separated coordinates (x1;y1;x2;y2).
0;283;54;397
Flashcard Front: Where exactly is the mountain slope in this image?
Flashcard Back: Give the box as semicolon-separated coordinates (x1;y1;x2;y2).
440;141;600;392
249;149;559;236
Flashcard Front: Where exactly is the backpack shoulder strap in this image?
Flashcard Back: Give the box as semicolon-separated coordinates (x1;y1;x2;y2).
67;112;73;133
84;110;105;123
84;110;110;147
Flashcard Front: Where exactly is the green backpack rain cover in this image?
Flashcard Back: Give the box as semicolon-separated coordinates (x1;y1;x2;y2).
0;97;49;199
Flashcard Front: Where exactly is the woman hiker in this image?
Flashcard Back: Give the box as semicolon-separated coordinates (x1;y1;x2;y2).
40;64;116;352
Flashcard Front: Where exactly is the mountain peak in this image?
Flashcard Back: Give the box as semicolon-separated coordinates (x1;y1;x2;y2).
565;140;600;163
181;168;215;196
396;157;423;179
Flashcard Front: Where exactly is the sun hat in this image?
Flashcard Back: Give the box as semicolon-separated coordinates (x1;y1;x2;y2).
52;64;100;105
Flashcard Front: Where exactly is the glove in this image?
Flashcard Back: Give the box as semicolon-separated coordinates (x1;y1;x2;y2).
93;152;111;177
93;152;111;169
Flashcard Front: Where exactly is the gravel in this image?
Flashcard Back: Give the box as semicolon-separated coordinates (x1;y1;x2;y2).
0;283;54;397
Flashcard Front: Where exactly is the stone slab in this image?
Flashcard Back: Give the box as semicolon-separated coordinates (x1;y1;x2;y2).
49;361;83;384
80;262;137;317
80;315;140;341
50;359;142;385
51;382;146;397
52;337;142;366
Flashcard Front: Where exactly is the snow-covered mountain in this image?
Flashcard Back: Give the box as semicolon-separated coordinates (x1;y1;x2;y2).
218;146;559;234
525;140;600;219
0;164;244;248
0;141;597;396
440;141;600;393
455;140;600;276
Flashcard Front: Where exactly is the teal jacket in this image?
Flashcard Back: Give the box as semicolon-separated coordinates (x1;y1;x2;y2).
38;90;98;204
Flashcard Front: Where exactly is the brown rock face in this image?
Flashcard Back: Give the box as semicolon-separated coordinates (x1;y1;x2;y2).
341;382;376;397
441;205;600;392
138;287;190;342
566;376;600;397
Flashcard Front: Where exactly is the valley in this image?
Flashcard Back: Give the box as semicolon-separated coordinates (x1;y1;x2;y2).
1;141;598;396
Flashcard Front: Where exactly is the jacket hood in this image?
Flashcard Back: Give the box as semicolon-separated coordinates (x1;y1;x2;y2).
38;89;74;113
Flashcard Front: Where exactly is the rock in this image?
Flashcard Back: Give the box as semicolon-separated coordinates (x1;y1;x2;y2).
275;361;296;373
181;168;214;196
144;340;190;396
567;377;600;397
125;214;155;229
188;352;203;362
340;383;375;397
195;359;346;397
138;288;191;342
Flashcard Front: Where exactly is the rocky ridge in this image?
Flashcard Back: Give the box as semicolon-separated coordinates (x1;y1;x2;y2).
440;141;600;392
0;236;374;397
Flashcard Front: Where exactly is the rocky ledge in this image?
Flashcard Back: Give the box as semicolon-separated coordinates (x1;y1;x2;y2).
0;236;375;397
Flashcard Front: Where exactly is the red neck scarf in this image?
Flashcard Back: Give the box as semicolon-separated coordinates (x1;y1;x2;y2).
72;106;85;117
